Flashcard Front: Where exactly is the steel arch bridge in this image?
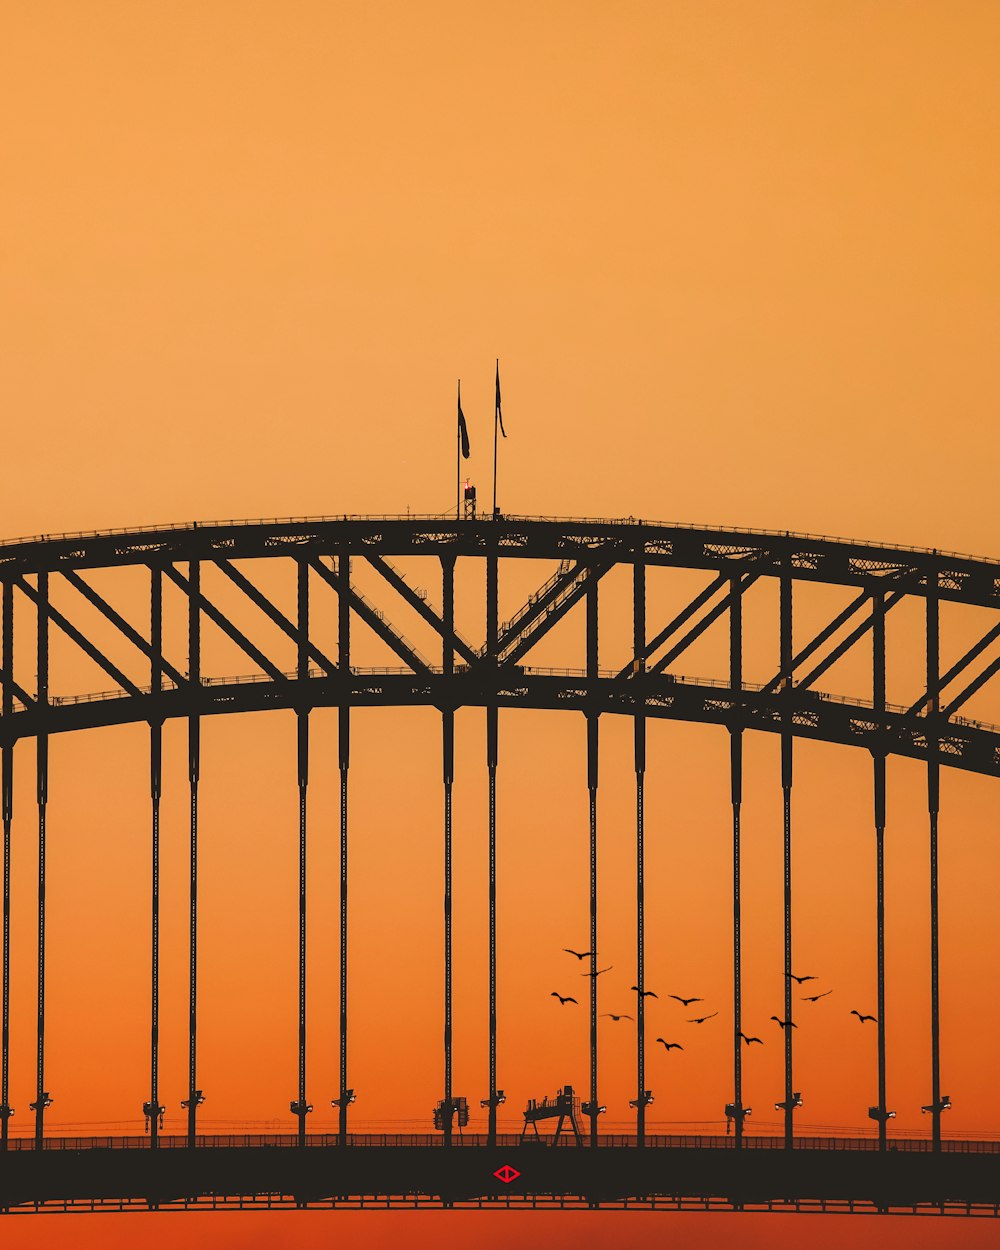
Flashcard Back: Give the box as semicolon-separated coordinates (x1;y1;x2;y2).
1;513;1000;1215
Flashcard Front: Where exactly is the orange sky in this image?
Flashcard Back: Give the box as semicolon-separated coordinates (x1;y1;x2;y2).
2;1;1000;1246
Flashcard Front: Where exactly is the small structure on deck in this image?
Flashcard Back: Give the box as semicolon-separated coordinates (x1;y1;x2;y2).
521;1085;583;1145
463;480;477;520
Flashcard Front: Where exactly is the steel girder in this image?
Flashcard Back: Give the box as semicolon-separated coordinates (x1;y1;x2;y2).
0;673;994;777
0;517;995;774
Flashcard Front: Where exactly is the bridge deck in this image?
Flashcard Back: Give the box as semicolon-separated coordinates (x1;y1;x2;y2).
1;1137;999;1215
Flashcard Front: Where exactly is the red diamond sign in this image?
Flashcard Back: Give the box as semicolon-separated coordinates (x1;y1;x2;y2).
493;1164;521;1184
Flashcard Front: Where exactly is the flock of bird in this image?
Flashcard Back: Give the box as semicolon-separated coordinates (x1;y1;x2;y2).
551;953;879;1050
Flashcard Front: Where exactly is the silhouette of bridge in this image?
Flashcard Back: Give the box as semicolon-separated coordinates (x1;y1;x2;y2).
1;514;999;1214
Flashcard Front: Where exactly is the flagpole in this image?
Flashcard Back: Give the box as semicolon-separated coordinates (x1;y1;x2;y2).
457;380;461;521
492;361;499;519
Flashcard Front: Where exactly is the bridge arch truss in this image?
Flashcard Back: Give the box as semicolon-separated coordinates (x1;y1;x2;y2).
1;515;999;1160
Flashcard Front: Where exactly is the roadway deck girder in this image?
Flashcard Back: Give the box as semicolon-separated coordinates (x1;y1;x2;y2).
1;1142;999;1211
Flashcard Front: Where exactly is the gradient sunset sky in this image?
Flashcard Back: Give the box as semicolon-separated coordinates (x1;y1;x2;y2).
2;2;999;1247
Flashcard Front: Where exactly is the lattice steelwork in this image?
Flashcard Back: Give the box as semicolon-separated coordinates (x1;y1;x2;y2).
0;514;998;1212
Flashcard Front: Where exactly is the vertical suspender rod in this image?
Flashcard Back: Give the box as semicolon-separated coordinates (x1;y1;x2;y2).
1;581;13;1146
148;567;164;1145
33;572;49;1149
337;546;351;1144
442;554;455;1146
634;557;647;1147
780;561;795;1150
587;570;600;1147
185;557;201;1147
486;550;499;1146
873;589;888;1147
293;559;311;1144
927;574;942;1150
731;572;745;1146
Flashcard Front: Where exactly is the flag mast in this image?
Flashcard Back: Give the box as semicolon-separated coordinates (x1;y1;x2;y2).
492;360;506;519
456;379;471;518
492;363;499;518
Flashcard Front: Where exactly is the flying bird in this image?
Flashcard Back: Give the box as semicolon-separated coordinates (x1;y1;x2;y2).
668;995;702;1006
739;1032;763;1046
631;986;658;998
581;966;614;978
802;990;833;1002
563;949;592;960
770;1016;797;1030
786;973;817;984
551;993;578;1006
601;1013;633;1022
851;1010;877;1024
656;1038;683;1051
687;1012;719;1024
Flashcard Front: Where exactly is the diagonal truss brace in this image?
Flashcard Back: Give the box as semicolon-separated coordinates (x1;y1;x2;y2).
16;576;144;698
309;559;431;674
908;619;1000;717
500;561;613;666
755;586;907;695
648;572;762;677
942;650;1000;718
164;566;289;684
62;569;188;688
759;588;873;696
794;591;907;692
492;559;582;661
615;571;730;679
0;665;35;709
366;555;479;667
215;560;338;676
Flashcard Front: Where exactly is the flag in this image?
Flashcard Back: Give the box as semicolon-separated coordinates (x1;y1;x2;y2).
495;360;506;437
458;381;470;459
